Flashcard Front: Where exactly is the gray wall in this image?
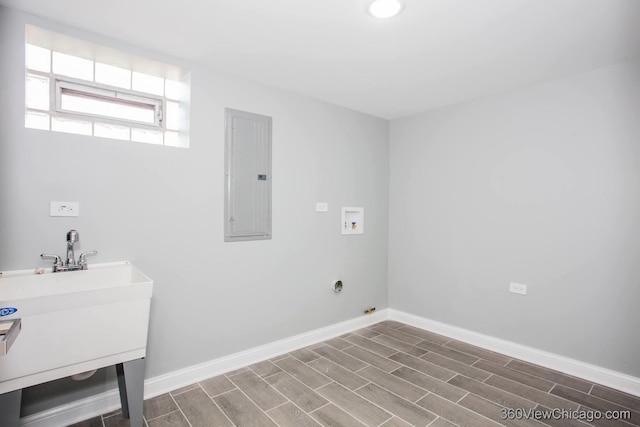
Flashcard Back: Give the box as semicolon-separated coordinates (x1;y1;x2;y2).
0;7;389;415
389;59;640;377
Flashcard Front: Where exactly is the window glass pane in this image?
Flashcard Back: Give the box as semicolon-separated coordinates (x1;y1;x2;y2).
26;74;49;110
26;44;51;72
51;116;92;135
131;128;163;145
164;131;184;147
132;72;164;96
95;62;131;89
53;52;93;81
165;79;181;100
60;90;156;124
165;101;179;131
94;122;130;141
25;111;50;130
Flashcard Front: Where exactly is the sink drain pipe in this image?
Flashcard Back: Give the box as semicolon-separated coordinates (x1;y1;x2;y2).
71;369;97;381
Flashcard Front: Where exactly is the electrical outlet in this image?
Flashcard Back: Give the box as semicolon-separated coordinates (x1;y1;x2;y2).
315;202;328;212
50;201;79;217
509;282;527;295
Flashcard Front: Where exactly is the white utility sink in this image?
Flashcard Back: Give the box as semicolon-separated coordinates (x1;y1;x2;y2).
0;262;153;394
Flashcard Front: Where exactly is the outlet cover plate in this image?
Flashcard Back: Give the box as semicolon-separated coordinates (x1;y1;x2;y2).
50;201;79;217
509;282;527;295
316;202;328;212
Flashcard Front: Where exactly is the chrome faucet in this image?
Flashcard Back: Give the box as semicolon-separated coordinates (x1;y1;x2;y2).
41;230;97;272
66;229;79;267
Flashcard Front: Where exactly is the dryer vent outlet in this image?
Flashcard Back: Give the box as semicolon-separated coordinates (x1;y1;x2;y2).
332;280;343;293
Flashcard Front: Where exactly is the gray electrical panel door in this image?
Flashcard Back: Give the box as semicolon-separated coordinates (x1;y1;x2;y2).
224;108;272;242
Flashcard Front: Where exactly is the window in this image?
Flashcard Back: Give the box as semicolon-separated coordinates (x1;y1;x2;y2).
25;25;190;148
56;81;162;126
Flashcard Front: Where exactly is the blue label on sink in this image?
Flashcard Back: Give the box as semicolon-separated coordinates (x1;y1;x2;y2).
0;307;17;317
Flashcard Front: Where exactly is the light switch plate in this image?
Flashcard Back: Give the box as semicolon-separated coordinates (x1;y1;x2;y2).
50;201;79;217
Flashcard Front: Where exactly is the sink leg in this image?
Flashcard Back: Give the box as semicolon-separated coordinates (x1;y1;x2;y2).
0;389;22;427
116;358;145;427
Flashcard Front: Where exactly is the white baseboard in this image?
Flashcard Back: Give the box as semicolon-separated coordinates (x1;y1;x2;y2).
388;309;640;397
22;307;640;426
20;309;390;427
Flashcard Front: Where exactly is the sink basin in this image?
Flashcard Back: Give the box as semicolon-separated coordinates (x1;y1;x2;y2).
0;262;153;394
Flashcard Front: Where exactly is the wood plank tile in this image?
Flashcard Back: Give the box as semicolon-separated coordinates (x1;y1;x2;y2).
428;419;459;427
392;367;467;403
225;367;250;376
591;384;640;411
146;411;191;427
103;414;130;427
370;325;423;345
266;402;322;427
389;352;456;382
274;356;332;389
265;372;328;412
474;359;555;392
395;326;451;345
249;360;282;378
325;337;352;350
343;344;402;372
355;383;436;427
102;408;123;419
68;416;103;427
416;393;503;427
550;384;640;425
290;347;322;363
485;374;579;411
415;339;479;364
93;321;640;427
375;320;406;329
169;383;200;396
422;352;491;382
458;393;547;427
310;403;367;427
228;370;286;411
344;334;398;357
143;393;178;421
173;387;233;427
200;375;236;397
213;390;277;427
372;334;428;357
316;382;392;427
380;417;414;427
270;353;291;362
575;405;635;427
311;345;367;372
505;359;593;393
357;366;426;402
535;406;594;427
447;375;536;409
352;328;381;339
308;357;369;390
444;341;511;365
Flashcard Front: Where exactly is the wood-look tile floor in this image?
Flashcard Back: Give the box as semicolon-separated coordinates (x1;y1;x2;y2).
72;321;640;427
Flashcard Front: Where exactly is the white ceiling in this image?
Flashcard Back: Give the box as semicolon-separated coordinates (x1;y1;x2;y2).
3;0;640;119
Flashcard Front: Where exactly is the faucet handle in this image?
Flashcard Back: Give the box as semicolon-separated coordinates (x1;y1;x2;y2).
41;253;62;264
78;250;97;266
41;254;63;269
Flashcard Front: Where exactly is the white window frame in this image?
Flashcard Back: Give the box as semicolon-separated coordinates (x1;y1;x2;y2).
54;79;165;128
25;24;191;148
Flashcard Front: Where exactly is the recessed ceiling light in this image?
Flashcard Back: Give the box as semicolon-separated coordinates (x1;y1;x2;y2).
366;0;405;19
